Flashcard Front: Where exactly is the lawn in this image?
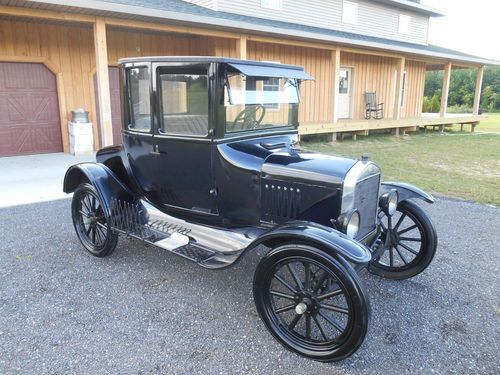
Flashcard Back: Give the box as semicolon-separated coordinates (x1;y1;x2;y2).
304;131;500;206
477;112;500;132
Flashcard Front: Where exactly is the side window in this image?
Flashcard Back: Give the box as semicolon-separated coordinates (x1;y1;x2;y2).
127;67;151;132
159;70;209;136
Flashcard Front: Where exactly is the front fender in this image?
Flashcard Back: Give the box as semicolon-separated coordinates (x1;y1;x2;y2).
247;221;372;264
63;163;137;216
381;182;435;204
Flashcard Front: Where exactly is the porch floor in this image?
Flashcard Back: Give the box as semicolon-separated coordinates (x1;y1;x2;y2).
299;114;485;137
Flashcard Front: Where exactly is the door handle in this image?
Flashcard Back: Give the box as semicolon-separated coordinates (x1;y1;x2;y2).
150;144;166;156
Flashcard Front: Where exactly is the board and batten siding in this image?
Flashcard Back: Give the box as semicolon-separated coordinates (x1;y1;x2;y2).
401;60;426;118
217;0;429;45
247;41;334;124
0;18;96;151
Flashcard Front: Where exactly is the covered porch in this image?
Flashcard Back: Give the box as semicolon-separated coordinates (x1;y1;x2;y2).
298;54;486;140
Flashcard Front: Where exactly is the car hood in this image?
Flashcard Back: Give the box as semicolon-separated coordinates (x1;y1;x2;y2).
262;150;358;187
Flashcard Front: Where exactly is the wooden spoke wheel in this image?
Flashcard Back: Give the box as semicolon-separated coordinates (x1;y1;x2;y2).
71;183;118;257
253;244;370;362
369;200;437;280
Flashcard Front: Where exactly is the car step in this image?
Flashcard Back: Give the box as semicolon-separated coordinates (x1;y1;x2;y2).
109;199;264;269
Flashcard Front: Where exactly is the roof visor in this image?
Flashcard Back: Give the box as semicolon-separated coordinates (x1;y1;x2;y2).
227;63;314;80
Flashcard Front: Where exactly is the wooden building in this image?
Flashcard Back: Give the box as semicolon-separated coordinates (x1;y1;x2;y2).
0;0;497;156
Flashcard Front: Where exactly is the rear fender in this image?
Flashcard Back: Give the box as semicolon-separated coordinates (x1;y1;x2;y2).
381;182;435;204
63;163;137;216
247;221;372;265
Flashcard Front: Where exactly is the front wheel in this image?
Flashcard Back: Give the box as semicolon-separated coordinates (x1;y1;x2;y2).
369;200;437;280
253;244;370;362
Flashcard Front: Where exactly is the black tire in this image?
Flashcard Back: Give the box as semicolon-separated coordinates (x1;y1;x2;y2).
253;244;370;362
71;183;118;257
369;200;437;280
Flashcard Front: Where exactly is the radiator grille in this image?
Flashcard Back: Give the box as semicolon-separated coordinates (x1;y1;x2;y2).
353;174;380;239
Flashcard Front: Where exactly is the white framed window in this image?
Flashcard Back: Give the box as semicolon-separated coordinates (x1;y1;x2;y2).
261;0;282;10
398;14;411;34
342;1;358;25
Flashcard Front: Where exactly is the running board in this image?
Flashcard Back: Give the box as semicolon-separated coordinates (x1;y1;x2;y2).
109;199;263;269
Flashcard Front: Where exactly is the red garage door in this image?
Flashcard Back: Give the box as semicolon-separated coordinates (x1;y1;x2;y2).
0;62;62;157
94;67;123;145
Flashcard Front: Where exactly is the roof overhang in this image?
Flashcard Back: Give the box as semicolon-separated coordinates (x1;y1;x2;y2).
1;0;498;66
369;0;445;17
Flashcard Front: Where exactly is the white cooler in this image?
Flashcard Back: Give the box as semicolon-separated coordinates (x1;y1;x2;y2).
68;121;94;155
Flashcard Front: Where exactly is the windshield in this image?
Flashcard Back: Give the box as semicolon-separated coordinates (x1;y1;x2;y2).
224;73;300;133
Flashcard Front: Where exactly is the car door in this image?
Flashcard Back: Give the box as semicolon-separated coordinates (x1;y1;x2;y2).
151;63;217;216
121;63;158;197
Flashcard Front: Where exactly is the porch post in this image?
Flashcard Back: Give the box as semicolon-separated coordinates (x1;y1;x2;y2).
440;61;452;117
393;56;406;121
332;49;341;123
473;65;485;115
93;16;113;147
236;35;247;60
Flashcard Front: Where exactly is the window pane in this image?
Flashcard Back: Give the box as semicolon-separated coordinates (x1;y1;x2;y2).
343;1;358;24
399;14;411;34
127;67;151;132
224;74;299;133
160;73;209;136
261;0;282;10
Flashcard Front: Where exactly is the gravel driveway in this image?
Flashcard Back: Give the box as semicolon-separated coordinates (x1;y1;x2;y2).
0;198;498;374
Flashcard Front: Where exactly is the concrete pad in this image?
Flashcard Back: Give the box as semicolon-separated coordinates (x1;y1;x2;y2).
0;152;95;208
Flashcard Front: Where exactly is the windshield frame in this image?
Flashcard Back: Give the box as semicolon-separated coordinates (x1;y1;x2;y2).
222;69;301;137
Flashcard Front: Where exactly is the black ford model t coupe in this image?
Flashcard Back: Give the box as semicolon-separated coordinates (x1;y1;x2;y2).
64;57;437;362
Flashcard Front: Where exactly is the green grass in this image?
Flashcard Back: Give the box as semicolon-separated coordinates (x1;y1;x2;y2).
478;113;500;132
304;131;500;206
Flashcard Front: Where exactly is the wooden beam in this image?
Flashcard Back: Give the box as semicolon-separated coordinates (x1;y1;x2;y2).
0;5;95;23
93;17;113;147
104;17;239;40
440;61;452;117
236;35;247;60
393;57;406;120
473;65;485;115
332;49;341;123
246;34;335;50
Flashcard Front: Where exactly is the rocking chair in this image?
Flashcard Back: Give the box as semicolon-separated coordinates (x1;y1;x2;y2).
364;92;384;119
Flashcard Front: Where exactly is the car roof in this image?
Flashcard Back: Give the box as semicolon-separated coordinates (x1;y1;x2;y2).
118;56;306;71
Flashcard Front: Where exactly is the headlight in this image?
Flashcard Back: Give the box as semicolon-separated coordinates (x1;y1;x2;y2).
337;209;360;238
379;189;399;216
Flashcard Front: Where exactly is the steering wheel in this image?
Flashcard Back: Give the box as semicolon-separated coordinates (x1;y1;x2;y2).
232;105;266;130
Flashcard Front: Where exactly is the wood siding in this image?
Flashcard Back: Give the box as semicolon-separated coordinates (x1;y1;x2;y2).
0;15;430;151
402;60;426;118
340;52;398;120
217;0;429;45
247;41;334;123
0;17;95;152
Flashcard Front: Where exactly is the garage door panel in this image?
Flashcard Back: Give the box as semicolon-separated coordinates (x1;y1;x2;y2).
0;62;62;157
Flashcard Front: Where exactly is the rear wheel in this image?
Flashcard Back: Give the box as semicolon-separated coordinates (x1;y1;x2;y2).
369;200;437;280
71;183;118;257
253;244;370;362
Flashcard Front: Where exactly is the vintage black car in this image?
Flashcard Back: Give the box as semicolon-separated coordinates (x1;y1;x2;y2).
63;57;437;362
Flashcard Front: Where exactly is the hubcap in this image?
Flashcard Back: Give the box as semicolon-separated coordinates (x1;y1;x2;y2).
295;302;307;315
